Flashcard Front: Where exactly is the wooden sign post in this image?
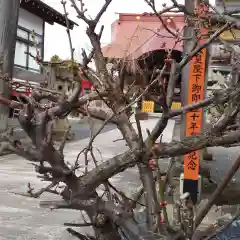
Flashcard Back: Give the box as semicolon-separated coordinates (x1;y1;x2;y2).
182;3;208;204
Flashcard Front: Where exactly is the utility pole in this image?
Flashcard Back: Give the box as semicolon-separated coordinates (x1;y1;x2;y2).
0;0;20;131
180;0;208;204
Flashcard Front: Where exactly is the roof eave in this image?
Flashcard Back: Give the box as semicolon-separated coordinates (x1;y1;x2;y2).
20;0;78;30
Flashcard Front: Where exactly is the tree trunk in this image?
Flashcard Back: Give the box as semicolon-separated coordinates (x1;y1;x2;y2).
93;221;122;240
138;164;159;230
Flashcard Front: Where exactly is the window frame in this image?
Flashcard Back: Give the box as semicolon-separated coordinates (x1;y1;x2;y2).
14;25;44;72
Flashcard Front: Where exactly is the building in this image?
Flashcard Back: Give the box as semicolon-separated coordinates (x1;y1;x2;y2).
207;0;240;91
11;0;77;99
102;13;183;59
102;10;240;114
9;0;77;121
102;13;184;113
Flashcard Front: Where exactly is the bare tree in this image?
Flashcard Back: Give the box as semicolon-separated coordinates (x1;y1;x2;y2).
1;0;240;239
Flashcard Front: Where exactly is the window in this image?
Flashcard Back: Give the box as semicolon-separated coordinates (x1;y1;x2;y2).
14;26;43;72
17;28;28;39
28;45;41;70
14;41;27;66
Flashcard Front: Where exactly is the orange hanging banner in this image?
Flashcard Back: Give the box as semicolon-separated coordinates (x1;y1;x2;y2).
183;26;208;180
182;2;209;205
183;47;207;180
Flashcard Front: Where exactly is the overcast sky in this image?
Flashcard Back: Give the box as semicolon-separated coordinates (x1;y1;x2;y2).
43;0;215;62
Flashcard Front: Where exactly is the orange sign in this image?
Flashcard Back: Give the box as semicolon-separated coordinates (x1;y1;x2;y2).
184;30;207;181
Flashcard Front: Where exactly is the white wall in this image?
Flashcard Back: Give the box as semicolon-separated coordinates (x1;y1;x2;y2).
18;8;43;35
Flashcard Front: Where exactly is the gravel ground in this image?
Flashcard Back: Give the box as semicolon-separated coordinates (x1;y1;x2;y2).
0;118;175;239
1;117;239;239
0;118;117;239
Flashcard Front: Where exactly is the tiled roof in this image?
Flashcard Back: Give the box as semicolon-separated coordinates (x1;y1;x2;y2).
102;13;184;60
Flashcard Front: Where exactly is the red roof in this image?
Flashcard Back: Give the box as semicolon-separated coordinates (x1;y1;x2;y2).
102;13;184;60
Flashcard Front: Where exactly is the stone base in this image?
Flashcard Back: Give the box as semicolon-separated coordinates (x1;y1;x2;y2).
52;118;74;141
52;130;74;141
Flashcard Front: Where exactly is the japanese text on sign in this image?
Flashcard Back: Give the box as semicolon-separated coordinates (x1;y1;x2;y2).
184;46;207;180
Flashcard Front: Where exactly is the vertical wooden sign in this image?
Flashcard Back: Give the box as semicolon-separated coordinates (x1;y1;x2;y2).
183;25;207;204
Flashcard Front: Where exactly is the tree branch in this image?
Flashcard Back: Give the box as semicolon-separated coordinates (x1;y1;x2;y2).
194;153;240;230
76;126;240;196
